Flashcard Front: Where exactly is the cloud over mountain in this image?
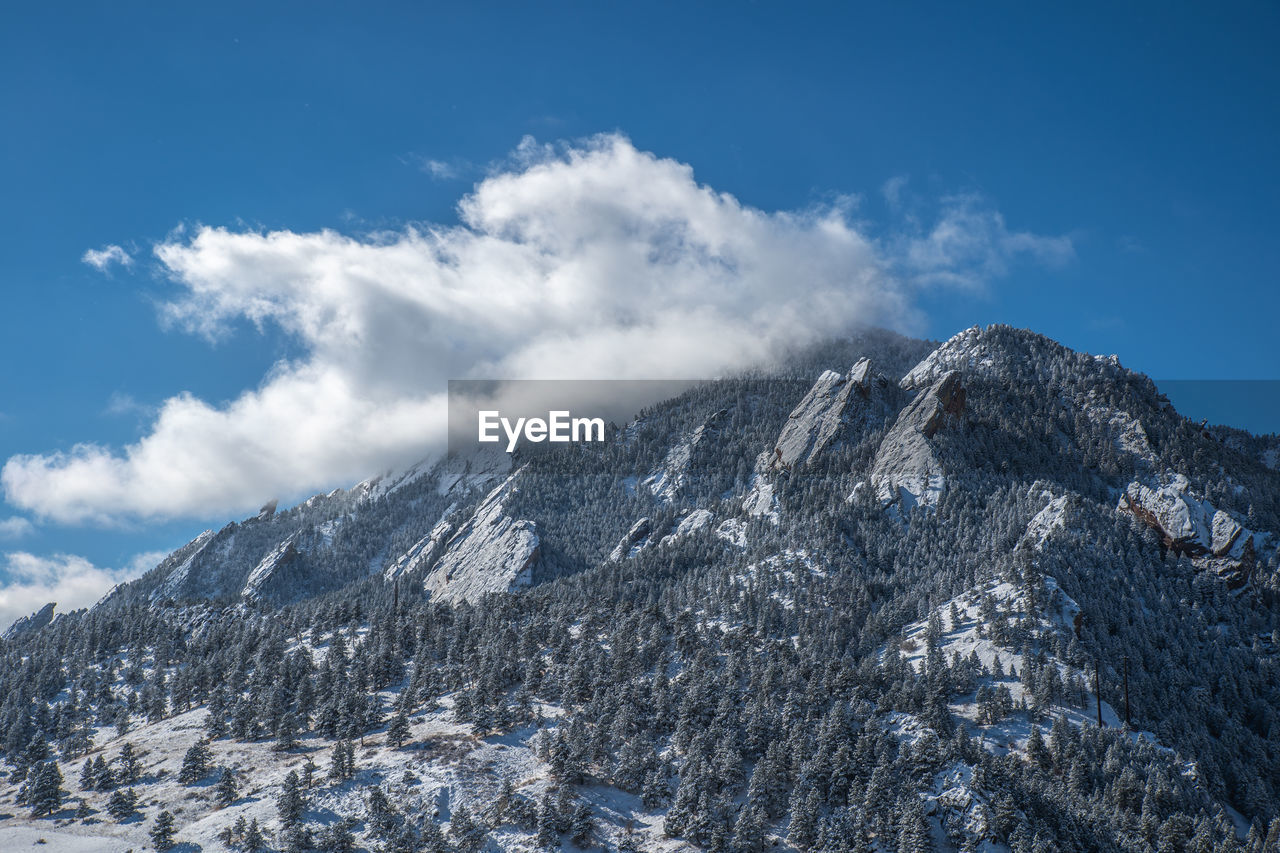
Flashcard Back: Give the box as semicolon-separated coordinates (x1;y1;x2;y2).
4;134;1070;524
0;551;163;633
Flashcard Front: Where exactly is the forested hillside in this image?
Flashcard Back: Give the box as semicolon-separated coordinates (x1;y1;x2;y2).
1;326;1277;853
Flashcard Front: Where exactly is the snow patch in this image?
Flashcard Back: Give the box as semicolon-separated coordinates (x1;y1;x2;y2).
1019;493;1069;551
659;509;713;548
742;474;779;523
715;518;748;548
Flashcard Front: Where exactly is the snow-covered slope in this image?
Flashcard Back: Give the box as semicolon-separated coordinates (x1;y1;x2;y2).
383;508;456;582
643;411;724;503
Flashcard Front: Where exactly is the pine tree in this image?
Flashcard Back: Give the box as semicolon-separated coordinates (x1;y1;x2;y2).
421;818;450;853
75;798;93;820
275;711;300;752
301;756;318;788
450;803;486;853
386;709;411;748
93;754;117;791
150;810;178;851
284;824;315;853
178;738;213;784
118;742;140;784
242;817;267;852
216;767;239;807
318;818;358;853
328;739;356;782
641;767;671;811
897;795;931;853
788;785;821;850
535;790;558;847
367;785;397;838
1026;724;1049;770
278;769;306;826
107;787;138;821
78;757;94;792
569;800;594;848
731;802;767;852
27;760;65;817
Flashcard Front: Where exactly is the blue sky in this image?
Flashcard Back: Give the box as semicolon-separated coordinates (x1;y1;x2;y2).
0;2;1277;622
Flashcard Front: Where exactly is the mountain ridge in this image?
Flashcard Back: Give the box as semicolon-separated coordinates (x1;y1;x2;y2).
3;324;1276;853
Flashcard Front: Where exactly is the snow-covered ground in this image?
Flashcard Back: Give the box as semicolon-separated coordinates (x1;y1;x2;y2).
0;693;701;853
895;575;1188;771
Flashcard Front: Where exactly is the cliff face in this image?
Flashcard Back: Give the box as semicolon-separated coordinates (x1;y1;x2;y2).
761;358;897;472
422;469;539;605
870;370;966;510
1119;474;1260;589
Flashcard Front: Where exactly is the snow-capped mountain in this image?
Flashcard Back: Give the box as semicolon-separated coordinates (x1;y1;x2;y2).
1;326;1277;853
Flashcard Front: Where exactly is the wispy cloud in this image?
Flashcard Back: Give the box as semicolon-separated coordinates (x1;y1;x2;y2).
0;517;33;540
893;194;1074;289
81;244;133;272
104;392;154;419
882;175;909;209
422;159;460;180
5;133;1073;525
0;550;164;632
402;153;471;181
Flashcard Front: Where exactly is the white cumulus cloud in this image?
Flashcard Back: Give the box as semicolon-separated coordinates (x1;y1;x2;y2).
5;134;1071;525
81;244;133;271
0;550;164;633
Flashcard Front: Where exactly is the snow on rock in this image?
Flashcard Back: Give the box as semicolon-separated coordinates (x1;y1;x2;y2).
870;370;965;510
884;711;938;749
609;517;653;562
384;506;457;582
730;549;825;611
3;602;55;640
241;534;301;599
430;450;512;498
929;762;1006;853
715;517;748;548
153;529;216;602
422;469;539;605
742;473;780;523
642;411;723;503
1019;492;1070;552
760;358;892;472
1083;398;1156;465
891;574;1193;769
659;509;713;548
1120;474;1260;589
900;326;991;390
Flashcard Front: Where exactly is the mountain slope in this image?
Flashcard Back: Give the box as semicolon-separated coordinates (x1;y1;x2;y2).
1;326;1277;853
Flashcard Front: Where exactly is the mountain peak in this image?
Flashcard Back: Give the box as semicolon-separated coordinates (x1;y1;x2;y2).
759;357;897;472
